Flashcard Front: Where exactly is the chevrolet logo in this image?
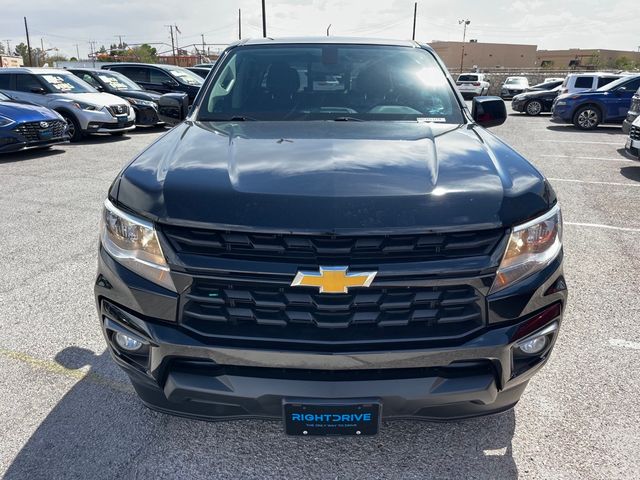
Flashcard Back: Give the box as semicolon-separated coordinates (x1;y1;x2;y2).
291;266;377;294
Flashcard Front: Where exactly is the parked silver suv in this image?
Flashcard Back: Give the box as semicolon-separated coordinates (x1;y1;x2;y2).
0;68;135;141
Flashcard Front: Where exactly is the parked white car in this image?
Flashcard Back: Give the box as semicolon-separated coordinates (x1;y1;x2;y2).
558;72;623;96
455;73;490;99
0;68;135;141
625;114;640;159
500;77;529;99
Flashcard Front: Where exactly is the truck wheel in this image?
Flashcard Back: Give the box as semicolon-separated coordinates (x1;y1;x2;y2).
525;100;543;116
60;112;83;142
573;106;601;130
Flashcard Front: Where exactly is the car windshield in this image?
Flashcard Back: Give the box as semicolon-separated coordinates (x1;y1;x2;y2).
166;67;204;86
97;71;142;91
198;44;463;123
597;76;638;92
505;78;526;85
458;75;478;82
39;73;96;93
0;92;10;101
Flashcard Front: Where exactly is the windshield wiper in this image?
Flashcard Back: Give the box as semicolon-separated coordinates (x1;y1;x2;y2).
332;116;364;122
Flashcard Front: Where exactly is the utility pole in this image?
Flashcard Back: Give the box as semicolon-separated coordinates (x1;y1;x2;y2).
88;40;96;67
326;24;331;36
262;0;267;38
166;25;176;64
201;34;206;62
74;43;80;60
3;40;11;54
238;9;242;40
458;19;470;73
24;17;33;67
40;38;45;66
412;2;417;41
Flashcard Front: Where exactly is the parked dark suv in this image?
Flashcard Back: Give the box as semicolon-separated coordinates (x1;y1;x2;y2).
95;38;567;436
623;86;640;134
101;63;203;104
69;68;163;126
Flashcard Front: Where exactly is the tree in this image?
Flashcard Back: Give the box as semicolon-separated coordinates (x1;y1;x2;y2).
129;44;157;63
614;56;636;71
14;42;30;65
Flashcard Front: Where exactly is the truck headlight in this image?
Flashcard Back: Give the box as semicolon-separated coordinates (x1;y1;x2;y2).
491;204;562;294
101;199;176;292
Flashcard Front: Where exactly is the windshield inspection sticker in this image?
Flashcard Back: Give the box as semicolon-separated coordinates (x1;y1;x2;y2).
417;117;446;123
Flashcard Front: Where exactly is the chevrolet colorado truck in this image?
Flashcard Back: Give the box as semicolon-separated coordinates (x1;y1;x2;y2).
95;38;567;436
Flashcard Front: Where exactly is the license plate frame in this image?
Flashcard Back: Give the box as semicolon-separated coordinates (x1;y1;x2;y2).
38;128;53;140
283;399;381;436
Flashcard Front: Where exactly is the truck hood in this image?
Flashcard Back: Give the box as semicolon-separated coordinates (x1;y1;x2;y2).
116;121;554;232
0;100;62;122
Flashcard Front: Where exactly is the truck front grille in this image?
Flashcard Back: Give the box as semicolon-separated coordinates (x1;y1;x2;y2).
630;125;640;141
180;279;485;348
162;226;504;265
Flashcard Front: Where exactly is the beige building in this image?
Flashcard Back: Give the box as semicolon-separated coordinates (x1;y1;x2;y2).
430;41;538;70
536;49;640;69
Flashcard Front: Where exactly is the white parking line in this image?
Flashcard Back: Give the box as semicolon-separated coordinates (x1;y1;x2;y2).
609;339;640;350
539;155;633;163
548;178;640;188
565;222;640;233
540;140;624;145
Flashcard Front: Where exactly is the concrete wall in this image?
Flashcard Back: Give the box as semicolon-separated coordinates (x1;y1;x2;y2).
537;49;640;69
431;41;538;70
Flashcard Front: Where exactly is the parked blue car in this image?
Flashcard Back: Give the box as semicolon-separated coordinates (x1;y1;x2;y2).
0;92;69;153
551;74;640;130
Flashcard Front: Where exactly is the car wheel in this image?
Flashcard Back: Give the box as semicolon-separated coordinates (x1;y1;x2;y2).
573;106;601;130
60;112;83;142
525;100;543;116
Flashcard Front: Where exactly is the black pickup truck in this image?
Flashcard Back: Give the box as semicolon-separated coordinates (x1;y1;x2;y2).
95;38;567;436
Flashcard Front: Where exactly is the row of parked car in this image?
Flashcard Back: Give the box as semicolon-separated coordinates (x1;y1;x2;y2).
455;70;640;159
0;62;211;152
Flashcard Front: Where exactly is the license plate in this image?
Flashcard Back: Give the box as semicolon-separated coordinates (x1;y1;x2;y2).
38;128;53;140
283;400;381;436
117;116;127;125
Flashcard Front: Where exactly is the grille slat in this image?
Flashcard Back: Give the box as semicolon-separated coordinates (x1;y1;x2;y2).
162;226;505;264
630;125;640;141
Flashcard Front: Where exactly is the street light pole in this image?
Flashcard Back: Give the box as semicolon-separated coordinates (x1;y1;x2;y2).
458;19;470;74
412;2;417;41
262;0;267;38
326;24;331;36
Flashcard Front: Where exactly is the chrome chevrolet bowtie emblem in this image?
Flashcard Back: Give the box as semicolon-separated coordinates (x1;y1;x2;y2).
291;266;377;294
39;121;49;128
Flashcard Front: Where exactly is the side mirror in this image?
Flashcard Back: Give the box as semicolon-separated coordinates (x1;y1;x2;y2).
157;92;189;126
472;96;507;128
30;87;46;94
95;86;104;92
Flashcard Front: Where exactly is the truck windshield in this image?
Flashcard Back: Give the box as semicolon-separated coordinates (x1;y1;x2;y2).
198;44;463;123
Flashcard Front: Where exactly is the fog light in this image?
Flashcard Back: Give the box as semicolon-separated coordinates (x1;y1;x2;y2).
517;336;548;355
114;332;143;351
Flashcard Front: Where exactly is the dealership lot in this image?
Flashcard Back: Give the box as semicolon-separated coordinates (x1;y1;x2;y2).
0;108;639;479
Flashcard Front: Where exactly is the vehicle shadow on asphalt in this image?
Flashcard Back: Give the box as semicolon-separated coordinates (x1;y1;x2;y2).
620;165;640;183
544;125;625;135
4;347;518;480
0;147;65;164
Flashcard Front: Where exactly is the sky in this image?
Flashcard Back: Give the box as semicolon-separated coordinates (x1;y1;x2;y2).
1;0;638;59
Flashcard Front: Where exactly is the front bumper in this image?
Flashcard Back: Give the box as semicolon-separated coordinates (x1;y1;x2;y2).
95;246;567;422
623;114;638;134
132;105;162;127
511;99;526;112
0;135;68;153
76;107;136;132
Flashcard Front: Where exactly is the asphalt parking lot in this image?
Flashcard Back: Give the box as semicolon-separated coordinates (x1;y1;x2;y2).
1;107;639;480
